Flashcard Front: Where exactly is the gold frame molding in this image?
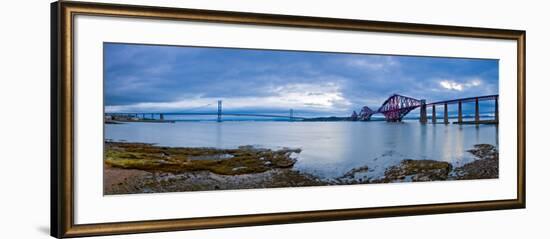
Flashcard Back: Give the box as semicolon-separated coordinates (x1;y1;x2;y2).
51;1;526;238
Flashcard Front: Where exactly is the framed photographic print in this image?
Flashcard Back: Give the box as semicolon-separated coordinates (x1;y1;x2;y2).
51;1;526;238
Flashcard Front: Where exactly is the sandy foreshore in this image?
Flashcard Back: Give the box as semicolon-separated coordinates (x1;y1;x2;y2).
104;142;498;195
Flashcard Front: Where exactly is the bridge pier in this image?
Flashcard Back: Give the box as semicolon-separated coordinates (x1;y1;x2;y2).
419;100;427;124
458;101;463;124
289;109;294;121
432;105;436;124
444;103;449;124
160;113;164;120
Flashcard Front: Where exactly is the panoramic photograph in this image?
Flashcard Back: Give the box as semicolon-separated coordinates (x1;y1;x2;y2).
103;43;499;195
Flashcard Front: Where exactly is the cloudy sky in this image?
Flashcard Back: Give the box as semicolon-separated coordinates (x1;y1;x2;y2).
104;43;498;117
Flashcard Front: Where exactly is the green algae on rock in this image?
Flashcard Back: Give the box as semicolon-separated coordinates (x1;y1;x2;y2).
103;143;328;194
105;142;300;175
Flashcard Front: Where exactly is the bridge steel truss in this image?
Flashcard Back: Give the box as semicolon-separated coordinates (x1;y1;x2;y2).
355;94;498;124
376;94;422;122
358;106;375;121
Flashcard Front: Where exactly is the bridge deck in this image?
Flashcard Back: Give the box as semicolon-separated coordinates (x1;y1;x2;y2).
105;112;306;119
426;94;498;106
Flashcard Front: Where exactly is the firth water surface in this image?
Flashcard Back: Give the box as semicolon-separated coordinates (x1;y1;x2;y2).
105;121;498;179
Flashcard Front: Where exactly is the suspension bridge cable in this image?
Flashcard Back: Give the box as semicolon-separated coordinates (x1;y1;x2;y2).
181;103;213;112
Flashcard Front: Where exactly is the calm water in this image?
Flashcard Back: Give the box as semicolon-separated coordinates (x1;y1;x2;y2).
105;121;498;179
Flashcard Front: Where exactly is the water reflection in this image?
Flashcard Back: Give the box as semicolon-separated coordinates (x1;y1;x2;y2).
215;123;222;148
106;121;498;179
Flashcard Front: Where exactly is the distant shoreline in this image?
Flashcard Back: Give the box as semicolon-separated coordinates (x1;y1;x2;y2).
302;116;387;122
105;119;175;124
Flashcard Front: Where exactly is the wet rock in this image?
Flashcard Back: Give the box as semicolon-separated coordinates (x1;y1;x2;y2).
452;159;498;180
271;153;297;168
339;166;370;179
452;144;498;180
376;159;453;183
467;144;498;160
107;169;328;194
105;142;300;175
334;165;371;184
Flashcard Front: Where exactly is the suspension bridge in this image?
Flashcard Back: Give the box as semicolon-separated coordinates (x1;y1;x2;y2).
106;100;304;122
106;94;498;124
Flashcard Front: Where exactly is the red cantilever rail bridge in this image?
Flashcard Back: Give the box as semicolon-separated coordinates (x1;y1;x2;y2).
357;94;498;124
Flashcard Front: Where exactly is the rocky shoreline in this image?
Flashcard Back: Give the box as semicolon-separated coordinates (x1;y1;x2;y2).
450;144;499;180
104;142;498;195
